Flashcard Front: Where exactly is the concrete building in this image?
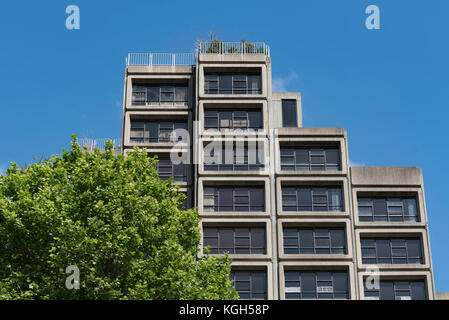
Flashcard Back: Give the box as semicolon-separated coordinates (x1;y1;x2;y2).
120;41;436;300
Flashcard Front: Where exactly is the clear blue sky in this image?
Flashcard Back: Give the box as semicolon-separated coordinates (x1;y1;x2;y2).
0;0;448;292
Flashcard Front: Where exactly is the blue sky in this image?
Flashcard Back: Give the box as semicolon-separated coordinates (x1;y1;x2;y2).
0;0;448;292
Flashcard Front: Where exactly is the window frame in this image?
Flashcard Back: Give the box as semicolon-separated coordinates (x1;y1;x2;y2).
357;196;420;222
284;271;349;300
203;186;265;212
281;99;298;128
364;280;427;300
360;237;423;265
156;157;188;182
230;270;267;300
204;109;263;132
283;227;347;255
281;186;344;212
204;73;262;95
203;142;264;172
280;147;341;171
203;227;266;255
130;120;188;143
131;84;188;105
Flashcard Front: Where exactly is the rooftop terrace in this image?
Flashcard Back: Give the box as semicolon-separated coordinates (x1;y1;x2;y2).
126;41;270;66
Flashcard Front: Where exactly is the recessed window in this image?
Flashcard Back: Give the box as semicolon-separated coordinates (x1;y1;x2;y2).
204;109;263;132
357;196;419;222
285;271;349;299
364;280;427;300
132;84;188;105
204;142;264;171
283;227;346;254
282;186;343;212
361;238;423;264
203;186;265;212
282;100;298;127
203;227;266;254
280;147;340;171
205;73;261;95
156;157;187;182
130;120;187;143
230;270;267;300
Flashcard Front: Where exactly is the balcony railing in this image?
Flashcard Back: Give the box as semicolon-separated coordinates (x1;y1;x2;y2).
126;42;270;66
78;138;120;152
197;41;270;57
126;53;195;66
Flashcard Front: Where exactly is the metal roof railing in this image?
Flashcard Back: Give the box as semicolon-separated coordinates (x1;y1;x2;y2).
78;138;121;152
126;41;270;67
197;41;270;57
126;53;195;66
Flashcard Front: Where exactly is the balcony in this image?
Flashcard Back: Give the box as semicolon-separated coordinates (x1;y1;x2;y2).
132;84;188;107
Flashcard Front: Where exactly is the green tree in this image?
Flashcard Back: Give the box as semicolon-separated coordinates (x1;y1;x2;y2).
0;136;238;300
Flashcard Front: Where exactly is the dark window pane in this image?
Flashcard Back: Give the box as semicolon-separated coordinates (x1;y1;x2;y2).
282;100;298;127
219;189;233;211
251;228;266;251
377;240;391;259
411;282;426;300
219;75;232;93
407;239;422;261
373;199;387;216
147;87;160;102
330;229;345;251
250;188;265;211
301;273;316;293
380;282;395;300
300;229;314;250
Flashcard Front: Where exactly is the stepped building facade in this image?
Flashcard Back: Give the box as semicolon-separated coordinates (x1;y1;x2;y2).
120;42;436;300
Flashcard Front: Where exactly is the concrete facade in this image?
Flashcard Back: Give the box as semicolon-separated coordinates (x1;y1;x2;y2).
121;43;436;300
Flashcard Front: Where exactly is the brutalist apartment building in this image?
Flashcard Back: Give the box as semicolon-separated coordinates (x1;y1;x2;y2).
120;41;436;300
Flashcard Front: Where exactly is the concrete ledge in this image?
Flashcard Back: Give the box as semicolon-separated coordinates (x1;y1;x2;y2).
350;167;423;186
198;54;268;64
127;65;193;75
276;127;346;137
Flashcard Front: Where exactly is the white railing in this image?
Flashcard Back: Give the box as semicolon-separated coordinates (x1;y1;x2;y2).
78;138;120;152
126;53;195;66
197;41;270;57
126;42;270;66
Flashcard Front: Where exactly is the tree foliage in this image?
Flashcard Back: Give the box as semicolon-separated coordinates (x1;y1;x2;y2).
0;136;238;300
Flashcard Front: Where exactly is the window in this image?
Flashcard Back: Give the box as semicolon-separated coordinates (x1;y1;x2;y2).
204;74;261;94
361;238;423;264
156;158;187;182
280;147;340;171
203;186;265;212
203;227;266;254
285;271;349;299
204;143;264;171
204;109;263;132
179;196;189;210
282;186;343;212
283;228;346;254
132;84;188;105
130;121;187;143
357;196;419;222
230;270;267;299
364;280;427;300
282;100;298;127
